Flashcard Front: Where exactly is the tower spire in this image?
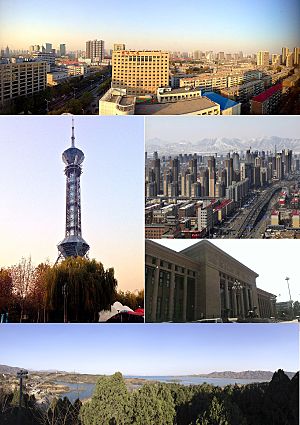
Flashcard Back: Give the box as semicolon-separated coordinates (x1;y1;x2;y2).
71;117;75;147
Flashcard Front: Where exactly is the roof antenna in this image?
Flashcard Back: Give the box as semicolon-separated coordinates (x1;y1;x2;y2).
71;117;75;147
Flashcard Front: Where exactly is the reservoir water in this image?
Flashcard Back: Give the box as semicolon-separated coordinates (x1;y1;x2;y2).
57;376;268;403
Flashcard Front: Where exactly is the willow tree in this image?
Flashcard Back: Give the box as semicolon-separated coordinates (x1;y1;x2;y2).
44;257;117;322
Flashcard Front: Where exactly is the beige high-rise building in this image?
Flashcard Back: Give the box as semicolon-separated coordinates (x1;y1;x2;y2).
256;51;269;66
272;54;281;66
281;47;289;65
112;50;169;95
114;43;125;51
0;61;47;106
286;52;294;67
293;47;300;65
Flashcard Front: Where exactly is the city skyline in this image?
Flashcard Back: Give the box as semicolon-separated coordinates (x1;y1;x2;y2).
153;239;300;302
0;116;144;291
0;324;298;375
1;0;299;52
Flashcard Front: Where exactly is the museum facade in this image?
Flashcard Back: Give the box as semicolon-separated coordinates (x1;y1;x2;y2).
145;239;276;322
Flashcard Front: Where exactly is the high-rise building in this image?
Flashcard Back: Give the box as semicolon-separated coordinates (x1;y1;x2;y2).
112;50;169;95
256;51;269;66
286;52;294;67
293;47;300;65
44;43;52;53
58;44;66;56
208;156;216;197
86;39;105;63
114;43;125;51
57;119;90;260
0;61;47;106
281;47;289;65
272;54;281;66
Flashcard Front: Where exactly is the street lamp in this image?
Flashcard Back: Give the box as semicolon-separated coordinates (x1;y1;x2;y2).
73;87;78;99
16;370;28;408
45;99;50;113
62;283;68;323
232;280;243;318
285;277;293;318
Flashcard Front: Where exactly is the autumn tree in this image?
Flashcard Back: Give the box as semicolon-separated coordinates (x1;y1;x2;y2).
0;268;13;315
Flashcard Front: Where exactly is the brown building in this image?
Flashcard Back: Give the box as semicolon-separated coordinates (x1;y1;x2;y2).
145;239;276;322
250;83;282;114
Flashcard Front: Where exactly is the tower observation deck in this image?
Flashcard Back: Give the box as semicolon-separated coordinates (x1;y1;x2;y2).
57;119;90;260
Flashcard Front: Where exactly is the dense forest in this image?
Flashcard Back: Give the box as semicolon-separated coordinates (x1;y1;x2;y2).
0;369;298;425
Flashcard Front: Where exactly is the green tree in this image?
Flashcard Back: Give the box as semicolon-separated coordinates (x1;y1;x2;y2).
80;372;131;425
132;382;175;425
45;257;117;322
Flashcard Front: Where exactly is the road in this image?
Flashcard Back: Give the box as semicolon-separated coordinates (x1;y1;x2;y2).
219;184;282;239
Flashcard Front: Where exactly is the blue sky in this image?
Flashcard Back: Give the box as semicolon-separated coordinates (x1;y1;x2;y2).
154;240;300;302
145;116;300;143
1;0;299;52
0;116;144;291
0;324;298;374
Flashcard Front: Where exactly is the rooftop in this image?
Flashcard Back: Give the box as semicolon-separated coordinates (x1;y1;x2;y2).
251;83;282;103
202;92;239;110
135;96;219;115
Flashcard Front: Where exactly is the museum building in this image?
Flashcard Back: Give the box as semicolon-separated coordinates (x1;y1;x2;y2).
145;240;276;322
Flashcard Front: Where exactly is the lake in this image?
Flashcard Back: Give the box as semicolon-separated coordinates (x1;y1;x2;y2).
57;376;268;403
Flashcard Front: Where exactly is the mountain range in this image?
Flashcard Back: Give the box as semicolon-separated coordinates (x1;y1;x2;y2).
0;365;296;380
146;136;300;155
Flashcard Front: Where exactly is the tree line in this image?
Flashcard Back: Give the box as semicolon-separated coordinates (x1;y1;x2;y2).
0;370;298;424
0;257;143;323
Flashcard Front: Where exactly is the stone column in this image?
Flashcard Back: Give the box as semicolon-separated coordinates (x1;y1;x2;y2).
151;260;160;322
224;279;229;310
168;264;175;322
249;289;253;311
240;288;245;318
233;290;237;317
182;271;188;322
244;287;250;315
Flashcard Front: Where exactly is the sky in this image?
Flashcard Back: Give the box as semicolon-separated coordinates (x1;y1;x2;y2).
0;116;144;291
1;0;299;52
153;239;300;302
145;116;300;144
0;324;298;375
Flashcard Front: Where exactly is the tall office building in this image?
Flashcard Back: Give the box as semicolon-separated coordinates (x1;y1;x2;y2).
58;44;66;56
112;50;169;95
224;155;233;188
208;156;216;197
256;51;269;66
44;43;52;53
86;39;105;63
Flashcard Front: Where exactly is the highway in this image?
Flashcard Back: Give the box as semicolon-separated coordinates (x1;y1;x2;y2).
219;184;282;239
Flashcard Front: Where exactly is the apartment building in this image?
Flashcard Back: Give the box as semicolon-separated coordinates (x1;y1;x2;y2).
112;50;169;95
0;61;47;105
221;80;264;102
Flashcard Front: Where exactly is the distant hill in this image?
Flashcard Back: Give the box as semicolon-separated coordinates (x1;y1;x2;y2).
196;370;296;380
146;136;300;155
0;365;22;374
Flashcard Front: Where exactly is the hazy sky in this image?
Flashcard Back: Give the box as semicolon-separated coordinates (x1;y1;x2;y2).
154;240;300;302
145;116;300;144
0;324;298;374
0;116;144;291
1;0;299;52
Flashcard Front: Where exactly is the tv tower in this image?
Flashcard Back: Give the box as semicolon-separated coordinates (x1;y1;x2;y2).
57;118;90;261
